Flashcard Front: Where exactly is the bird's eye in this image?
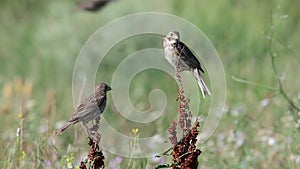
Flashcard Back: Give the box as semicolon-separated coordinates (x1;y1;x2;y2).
170;33;173;36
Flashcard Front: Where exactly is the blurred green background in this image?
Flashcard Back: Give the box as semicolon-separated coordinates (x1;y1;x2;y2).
1;0;300;168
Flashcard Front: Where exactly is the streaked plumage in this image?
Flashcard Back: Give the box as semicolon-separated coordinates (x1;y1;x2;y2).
163;31;211;98
54;83;111;135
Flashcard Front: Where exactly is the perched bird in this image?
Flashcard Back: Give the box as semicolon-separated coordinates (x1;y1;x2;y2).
163;31;211;98
54;83;111;135
76;0;115;12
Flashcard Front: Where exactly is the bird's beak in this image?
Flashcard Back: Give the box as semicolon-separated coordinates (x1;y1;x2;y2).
107;86;112;91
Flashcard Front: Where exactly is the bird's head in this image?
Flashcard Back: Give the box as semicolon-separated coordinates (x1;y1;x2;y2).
95;83;111;94
164;31;180;41
163;31;180;47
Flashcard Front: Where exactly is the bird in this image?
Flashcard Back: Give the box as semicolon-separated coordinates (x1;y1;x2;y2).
54;83;111;135
76;0;115;12
163;31;211;98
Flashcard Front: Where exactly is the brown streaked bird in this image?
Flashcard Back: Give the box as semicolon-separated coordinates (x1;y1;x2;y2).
54;83;111;135
163;31;211;98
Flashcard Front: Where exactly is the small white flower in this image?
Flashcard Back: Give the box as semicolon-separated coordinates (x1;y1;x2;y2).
235;131;245;148
296;155;300;164
260;98;270;107
16;127;21;137
268;137;276;146
230;109;239;117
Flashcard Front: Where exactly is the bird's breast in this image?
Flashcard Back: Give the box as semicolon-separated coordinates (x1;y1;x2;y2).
164;46;178;68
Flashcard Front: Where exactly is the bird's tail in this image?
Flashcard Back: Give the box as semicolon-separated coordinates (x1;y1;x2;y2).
54;121;74;135
192;69;211;98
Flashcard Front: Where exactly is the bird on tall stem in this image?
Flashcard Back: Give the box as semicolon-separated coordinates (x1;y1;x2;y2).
163;31;211;98
54;83;111;135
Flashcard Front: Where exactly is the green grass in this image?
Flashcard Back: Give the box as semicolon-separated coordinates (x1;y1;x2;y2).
1;0;300;168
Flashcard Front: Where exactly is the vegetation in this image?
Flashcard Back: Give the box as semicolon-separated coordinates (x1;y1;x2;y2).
1;0;300;168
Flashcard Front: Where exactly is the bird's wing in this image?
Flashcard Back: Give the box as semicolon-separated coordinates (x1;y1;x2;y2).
176;41;205;73
67;93;107;123
68;96;97;120
75;101;99;122
66;103;88;123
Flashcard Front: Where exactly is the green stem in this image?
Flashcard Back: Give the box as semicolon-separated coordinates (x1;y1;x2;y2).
267;1;300;112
